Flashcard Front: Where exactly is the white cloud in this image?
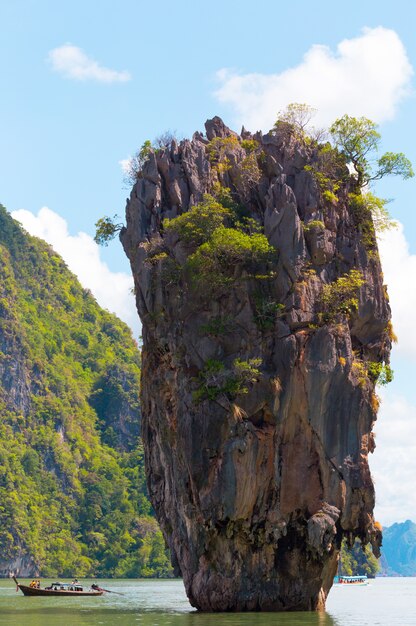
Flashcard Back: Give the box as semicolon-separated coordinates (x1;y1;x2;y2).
378;222;416;359
11;207;140;337
371;393;416;527
48;44;131;83
369;222;416;526
119;157;132;174
214;27;413;131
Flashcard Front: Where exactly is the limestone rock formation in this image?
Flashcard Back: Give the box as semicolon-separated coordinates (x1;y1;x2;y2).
121;118;391;611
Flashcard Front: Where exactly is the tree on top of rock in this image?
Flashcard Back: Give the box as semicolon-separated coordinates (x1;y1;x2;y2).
329;115;414;187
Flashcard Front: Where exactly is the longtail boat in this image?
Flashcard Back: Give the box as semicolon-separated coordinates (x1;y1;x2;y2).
13;577;104;596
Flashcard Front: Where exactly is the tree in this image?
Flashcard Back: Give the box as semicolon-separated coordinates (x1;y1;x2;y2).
94;215;124;246
123;134;177;188
340;538;380;578
274;103;326;142
163;194;232;247
122;140;153;186
275;103;317;134
154;131;177;150
329;115;414;187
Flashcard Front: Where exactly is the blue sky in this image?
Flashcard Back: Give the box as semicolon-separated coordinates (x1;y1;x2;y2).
1;0;416;526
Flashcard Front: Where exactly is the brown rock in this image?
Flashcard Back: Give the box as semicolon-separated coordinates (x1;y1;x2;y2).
121;118;391;611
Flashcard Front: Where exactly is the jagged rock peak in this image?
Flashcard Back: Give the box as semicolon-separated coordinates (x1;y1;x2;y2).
121;118;391;611
205;116;238;140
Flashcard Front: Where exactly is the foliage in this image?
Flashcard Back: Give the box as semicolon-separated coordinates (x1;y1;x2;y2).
351;358;369;387
303;142;346;204
153;131;177;150
366;362;394;386
274;103;327;144
386;320;398;343
211;183;241;212
350;355;393;388
122;133;177;187
94;215;124;246
303;220;325;233
199;316;235;336
163;194;232;247
187;226;276;293
349;191;396;233
320;270;365;323
340;538;380;578
241;139;259;153
274;103;316;139
122;140;154;186
238;151;262;195
348;191;398;258
0;205;172;578
206;136;262;196
322;189;338;204
374;151;414;181
206;135;240;167
253;293;285;331
193;357;262;402
329;115;414;187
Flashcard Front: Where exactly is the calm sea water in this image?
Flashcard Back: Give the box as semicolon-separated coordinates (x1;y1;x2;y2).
0;578;415;626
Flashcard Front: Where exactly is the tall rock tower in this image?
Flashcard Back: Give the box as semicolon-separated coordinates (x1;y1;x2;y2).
122;117;391;610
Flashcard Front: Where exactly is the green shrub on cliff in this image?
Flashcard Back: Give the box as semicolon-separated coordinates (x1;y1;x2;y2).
253;293;285;331
193;357;262;402
187;226;276;291
163;194;232;246
320;269;365;323
162;191;276;294
366;362;393;386
348;191;397;257
302;220;325;233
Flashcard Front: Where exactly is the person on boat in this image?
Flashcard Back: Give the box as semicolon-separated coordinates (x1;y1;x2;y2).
29;580;36;588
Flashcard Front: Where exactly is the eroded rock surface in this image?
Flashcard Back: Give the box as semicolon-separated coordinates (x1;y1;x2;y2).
121;118;391;611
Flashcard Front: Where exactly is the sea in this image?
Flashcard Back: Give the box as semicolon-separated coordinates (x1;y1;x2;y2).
0;578;415;626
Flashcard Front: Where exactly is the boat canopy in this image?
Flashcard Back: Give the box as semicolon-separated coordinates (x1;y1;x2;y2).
339;575;367;581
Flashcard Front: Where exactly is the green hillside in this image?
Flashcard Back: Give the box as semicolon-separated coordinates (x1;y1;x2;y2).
339;539;380;578
0;205;171;578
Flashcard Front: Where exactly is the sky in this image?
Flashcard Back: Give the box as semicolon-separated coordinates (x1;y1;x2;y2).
0;0;415;527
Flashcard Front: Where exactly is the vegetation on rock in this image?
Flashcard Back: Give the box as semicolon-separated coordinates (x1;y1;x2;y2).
94;215;123;247
193;357;262;402
320;269;365;323
329;115;414;187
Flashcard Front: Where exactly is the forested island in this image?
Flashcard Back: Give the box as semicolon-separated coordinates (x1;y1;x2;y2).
0;205;171;578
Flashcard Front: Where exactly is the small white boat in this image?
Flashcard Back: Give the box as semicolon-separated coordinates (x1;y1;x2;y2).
337;575;368;586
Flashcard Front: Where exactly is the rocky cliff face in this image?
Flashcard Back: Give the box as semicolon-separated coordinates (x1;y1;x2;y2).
121;118;391;611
